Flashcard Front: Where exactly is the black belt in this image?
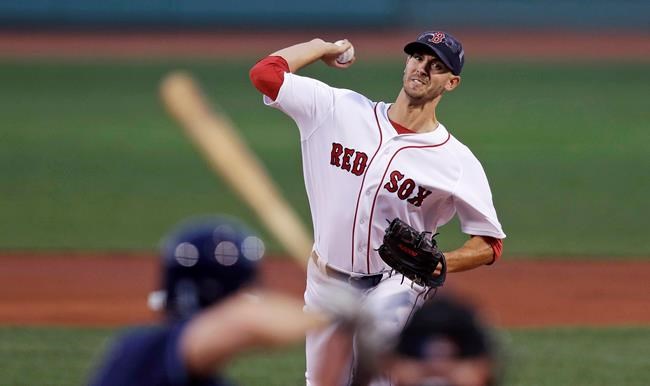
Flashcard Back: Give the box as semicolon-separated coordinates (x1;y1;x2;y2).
311;252;383;289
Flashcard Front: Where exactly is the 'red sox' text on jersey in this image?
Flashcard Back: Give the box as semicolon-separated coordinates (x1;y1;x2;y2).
264;72;504;274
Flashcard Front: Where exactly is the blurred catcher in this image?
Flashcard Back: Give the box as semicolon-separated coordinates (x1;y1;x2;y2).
355;295;500;386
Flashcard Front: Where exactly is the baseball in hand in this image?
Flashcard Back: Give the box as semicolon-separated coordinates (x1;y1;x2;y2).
334;40;355;64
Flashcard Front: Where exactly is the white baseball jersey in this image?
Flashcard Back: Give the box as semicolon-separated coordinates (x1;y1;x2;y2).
265;72;505;275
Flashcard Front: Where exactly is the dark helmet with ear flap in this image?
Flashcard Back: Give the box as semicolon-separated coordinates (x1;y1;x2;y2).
150;215;264;320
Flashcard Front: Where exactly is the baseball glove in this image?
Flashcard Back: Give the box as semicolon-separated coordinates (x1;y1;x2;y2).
377;218;447;288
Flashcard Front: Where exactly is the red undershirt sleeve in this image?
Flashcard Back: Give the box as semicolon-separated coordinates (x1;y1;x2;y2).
249;56;290;101
483;237;503;265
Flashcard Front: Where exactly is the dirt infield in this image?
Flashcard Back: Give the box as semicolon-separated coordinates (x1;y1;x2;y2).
0;30;648;60
1;253;648;328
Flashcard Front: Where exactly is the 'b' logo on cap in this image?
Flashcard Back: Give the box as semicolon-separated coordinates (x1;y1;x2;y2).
429;32;446;44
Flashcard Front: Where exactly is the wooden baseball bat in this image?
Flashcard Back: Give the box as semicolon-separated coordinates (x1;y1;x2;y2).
160;71;312;269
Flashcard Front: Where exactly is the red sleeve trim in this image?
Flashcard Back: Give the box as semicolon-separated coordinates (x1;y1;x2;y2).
249;56;290;101
484;237;503;265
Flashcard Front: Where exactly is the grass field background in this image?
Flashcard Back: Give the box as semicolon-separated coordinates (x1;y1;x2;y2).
1;326;648;386
1;57;648;385
1;59;649;256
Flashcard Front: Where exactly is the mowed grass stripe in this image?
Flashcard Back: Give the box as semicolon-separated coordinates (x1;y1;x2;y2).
0;326;648;386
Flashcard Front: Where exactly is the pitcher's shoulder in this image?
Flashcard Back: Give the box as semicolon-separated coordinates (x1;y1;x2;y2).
443;134;487;168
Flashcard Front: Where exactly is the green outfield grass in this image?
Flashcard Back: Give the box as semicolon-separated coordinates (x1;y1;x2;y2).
0;59;648;256
0;326;648;385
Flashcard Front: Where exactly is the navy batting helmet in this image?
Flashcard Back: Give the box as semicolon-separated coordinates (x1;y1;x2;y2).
149;215;265;320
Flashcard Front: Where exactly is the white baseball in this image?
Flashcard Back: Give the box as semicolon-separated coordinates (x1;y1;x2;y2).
334;40;354;64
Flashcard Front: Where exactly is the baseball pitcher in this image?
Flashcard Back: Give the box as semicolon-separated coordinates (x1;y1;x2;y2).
250;31;506;386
